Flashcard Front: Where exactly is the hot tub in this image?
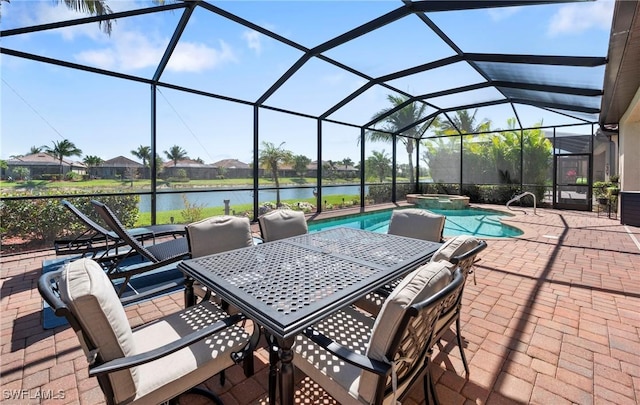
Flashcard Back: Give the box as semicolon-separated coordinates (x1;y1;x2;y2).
406;194;470;210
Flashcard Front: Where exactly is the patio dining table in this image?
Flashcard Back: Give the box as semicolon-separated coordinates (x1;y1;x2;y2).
178;227;441;405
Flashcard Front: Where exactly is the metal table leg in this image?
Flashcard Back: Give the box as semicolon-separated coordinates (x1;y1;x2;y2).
276;337;295;405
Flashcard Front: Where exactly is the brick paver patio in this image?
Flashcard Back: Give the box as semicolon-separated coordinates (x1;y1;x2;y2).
1;205;639;404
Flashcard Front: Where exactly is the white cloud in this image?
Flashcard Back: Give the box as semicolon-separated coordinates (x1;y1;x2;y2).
75;48;117;69
242;30;263;55
16;1;236;74
167;40;238;72
74;30;163;71
487;7;521;22
74;28;237;73
547;1;614;37
32;2;105;41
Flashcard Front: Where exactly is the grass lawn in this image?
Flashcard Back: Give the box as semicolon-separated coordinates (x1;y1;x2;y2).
0;177;359;193
136;194;360;226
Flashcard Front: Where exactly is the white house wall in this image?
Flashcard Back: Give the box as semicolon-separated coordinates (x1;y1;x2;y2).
619;85;640;192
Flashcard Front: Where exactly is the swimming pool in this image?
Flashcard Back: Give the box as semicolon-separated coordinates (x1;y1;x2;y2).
308;207;523;238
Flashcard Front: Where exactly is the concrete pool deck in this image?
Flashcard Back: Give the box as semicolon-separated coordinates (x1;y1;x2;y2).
1;204;639;404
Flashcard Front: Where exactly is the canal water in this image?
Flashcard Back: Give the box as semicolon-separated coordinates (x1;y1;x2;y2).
139;185;364;212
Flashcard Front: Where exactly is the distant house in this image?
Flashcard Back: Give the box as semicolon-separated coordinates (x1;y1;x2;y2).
211;159;253;178
5;153;86;180
258;160;358;179
97;156;144;180
163;159;214;180
308;160;358;179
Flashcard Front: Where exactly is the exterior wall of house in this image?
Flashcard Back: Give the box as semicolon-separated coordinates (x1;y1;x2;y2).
5;164;83;179
619;86;640;192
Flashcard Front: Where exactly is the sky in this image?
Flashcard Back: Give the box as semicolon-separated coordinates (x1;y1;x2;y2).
0;0;615;166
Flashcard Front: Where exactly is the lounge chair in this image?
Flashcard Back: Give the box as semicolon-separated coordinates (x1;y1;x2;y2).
257;209;308;242
54;199;186;263
293;262;466;405
38;258;257;405
91;199;190;302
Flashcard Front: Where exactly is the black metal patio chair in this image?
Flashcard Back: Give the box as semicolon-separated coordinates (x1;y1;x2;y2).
293;263;466;405
38;258;257;405
54;199;186;263
354;235;488;376
91;199;190;302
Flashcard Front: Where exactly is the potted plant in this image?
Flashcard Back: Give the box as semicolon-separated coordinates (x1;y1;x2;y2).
606;185;620;213
593;181;609;204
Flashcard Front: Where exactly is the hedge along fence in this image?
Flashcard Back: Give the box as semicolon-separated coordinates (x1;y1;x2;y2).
352;182;534;206
0;193;140;244
417;183;546;206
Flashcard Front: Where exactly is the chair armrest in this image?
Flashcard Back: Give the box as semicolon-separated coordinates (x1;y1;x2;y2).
302;327;391;376
449;240;487;265
89;313;246;376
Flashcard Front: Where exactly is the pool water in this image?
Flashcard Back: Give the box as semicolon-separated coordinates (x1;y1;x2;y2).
308;208;523;238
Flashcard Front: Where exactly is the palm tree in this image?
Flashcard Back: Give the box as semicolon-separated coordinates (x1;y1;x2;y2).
341;157;354;170
28;145;46;155
366;95;431;185
164;145;188;167
323;160;339;180
83;155;103;178
131;146;151;166
437;109;491;135
0;0;114;34
366;150;391;183
154;154;165;178
292;154;311;178
45;139;83;175
258;141;293;206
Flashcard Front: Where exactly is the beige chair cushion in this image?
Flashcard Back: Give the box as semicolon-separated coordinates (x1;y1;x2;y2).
293;306;375;405
131;300;250;404
59;258;138;404
387;208;445;242
431;235;480;263
58;259;251;405
187;215;253;258
259;209;308;242
359;260;452;403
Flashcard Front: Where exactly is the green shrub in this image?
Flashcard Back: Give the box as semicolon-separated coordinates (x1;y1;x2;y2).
367;184;392;204
593;181;612;199
395;183;415;200
0;193;140;244
41;174;62;181
461;184;482;203
180;195;204;223
0;198;68;243
65;172;81;181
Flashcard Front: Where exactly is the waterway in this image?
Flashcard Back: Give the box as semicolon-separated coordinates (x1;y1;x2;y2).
139;185;364;212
